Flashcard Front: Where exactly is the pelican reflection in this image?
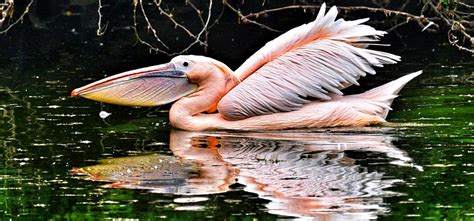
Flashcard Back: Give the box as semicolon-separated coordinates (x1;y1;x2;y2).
76;129;416;219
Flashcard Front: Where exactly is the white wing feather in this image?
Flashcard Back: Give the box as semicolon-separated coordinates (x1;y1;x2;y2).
218;4;400;120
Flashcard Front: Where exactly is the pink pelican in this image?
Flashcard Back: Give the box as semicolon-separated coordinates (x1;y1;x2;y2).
71;4;421;131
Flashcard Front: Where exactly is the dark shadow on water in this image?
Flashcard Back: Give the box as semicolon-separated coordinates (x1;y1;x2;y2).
76;129;418;220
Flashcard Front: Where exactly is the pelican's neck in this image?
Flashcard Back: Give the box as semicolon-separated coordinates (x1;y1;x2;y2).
169;61;238;131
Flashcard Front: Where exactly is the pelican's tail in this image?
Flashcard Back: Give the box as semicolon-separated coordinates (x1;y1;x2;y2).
347;71;422;120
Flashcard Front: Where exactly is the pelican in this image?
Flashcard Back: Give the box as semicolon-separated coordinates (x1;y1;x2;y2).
71;4;421;131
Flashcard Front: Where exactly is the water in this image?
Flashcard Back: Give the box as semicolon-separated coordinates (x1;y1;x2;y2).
0;5;473;220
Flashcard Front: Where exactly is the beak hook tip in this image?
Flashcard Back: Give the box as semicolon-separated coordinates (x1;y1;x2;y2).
71;89;79;97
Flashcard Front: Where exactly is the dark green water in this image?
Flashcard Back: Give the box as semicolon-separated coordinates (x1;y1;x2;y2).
0;5;473;220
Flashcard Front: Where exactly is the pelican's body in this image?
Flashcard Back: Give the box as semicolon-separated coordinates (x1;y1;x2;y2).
71;4;421;131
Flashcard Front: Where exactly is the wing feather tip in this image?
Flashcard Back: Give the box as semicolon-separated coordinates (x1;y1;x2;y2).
229;2;404;119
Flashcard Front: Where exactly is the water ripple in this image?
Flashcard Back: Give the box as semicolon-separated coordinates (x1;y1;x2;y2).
76;130;415;219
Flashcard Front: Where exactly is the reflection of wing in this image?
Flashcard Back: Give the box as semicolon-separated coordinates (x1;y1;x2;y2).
203;128;413;165
172;129;411;219
218;4;399;120
228;149;397;219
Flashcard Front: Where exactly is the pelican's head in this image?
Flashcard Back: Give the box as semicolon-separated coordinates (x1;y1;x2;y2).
71;55;237;107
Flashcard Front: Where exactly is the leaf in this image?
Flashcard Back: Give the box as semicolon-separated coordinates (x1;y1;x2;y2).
442;0;450;7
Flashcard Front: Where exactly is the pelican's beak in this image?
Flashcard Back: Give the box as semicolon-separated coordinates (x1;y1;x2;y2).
71;63;197;106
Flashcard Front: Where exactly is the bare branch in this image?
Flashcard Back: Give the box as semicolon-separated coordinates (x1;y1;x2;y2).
222;2;440;33
132;0;170;55
458;2;474;10
138;0;169;50
153;0;207;47
124;0;474;55
448;21;474;54
222;1;472;54
96;0;108;36
0;0;14;26
0;0;33;34
222;0;280;32
130;0;214;56
169;0;212;55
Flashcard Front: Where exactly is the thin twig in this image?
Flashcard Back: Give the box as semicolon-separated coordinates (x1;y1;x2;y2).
187;0;210;52
223;2;439;33
96;0;108;36
132;0;170;55
0;0;33;34
448;28;474;53
132;0;214;55
426;1;451;26
153;0;207;46
139;0;169;49
0;0;14;26
169;0;212;55
424;1;473;54
223;0;280;32
458;2;474;9
448;21;474;54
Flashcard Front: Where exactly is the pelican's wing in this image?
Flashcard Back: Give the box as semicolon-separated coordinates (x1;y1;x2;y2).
218;4;400;120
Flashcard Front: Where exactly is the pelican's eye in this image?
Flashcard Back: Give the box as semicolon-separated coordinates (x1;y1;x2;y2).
183;62;189;67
